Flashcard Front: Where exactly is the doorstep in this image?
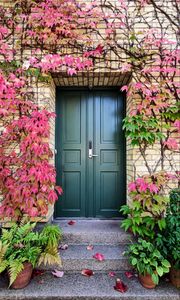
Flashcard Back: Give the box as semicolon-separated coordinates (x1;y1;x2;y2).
53;219;133;245
0;271;179;300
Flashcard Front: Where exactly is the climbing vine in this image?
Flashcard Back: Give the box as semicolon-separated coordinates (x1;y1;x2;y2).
0;0;179;218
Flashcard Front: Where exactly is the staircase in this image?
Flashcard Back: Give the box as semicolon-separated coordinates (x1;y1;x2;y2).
0;220;179;299
58;219;131;273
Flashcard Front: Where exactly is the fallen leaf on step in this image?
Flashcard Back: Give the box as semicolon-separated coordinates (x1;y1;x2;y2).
86;245;94;251
52;270;64;278
108;271;116;277
81;269;94;277
93;253;105;261
125;271;133;278
59;244;68;250
32;269;45;278
68;220;76;225
114;278;128;293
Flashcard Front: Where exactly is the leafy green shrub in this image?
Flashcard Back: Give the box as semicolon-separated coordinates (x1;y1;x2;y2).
0;222;62;286
120;172;169;240
126;238;171;285
120;172;169;239
155;188;180;269
120;201;166;239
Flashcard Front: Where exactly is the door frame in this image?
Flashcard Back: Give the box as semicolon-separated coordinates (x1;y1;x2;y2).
54;87;127;219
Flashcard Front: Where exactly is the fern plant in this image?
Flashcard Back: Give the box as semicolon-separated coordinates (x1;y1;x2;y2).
0;222;62;287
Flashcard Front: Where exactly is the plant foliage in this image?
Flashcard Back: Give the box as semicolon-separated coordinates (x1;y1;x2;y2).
155;188;180;269
0;222;62;286
126;238;171;285
120;172;169;239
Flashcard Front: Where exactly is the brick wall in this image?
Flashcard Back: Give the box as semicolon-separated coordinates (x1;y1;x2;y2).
0;0;179;220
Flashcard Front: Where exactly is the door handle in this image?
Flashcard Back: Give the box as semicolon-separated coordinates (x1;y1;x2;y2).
89;141;98;159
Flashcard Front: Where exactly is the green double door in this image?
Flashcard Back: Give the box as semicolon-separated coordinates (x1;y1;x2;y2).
55;90;126;218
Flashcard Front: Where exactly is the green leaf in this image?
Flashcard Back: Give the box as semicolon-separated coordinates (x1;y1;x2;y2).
131;258;137;265
9;260;24;287
163;267;170;274
156;266;164;277
121;218;132;231
153;249;161;258
0;260;8;273
162;260;171;268
158;218;166;231
152;273;159;285
119;205;130;215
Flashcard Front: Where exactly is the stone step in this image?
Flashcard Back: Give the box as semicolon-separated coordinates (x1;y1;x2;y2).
59;244;131;271
0;271;179;300
54;219;133;245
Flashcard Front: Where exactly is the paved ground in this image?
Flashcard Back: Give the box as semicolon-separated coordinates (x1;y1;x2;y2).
0;271;179;300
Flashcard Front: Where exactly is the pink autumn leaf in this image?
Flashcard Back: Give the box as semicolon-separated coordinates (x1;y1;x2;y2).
81;269;94;277
148;183;159;194
29;207;38;217
93;253;105;261
174;120;180;133
164;138;179;150
67;68;77;76
55;186;63;195
59;244;68;250
125;271;134;279
95;44;104;54
0;108;8;116
68;220;76;225
128;182;136;192
121;85;128;92
114;278;128;293
52;270;64;278
86;245;94;251
109;271;116;277
48;190;58;203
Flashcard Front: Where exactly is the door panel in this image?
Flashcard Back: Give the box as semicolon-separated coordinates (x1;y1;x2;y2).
94;92;124;217
55;90;126;218
56;91;87;217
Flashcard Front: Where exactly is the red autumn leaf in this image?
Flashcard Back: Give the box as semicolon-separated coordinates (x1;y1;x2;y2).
114;278;128;293
125;271;133;278
55;186;63;195
86;245;94;251
81;269;94;277
59;244;68;250
32;269;45;278
52;270;64;278
108;271;116;277
68;220;76;225
95;44;104;54
93;253;105;261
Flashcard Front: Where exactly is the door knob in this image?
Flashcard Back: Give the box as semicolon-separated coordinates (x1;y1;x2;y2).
88;141;98;159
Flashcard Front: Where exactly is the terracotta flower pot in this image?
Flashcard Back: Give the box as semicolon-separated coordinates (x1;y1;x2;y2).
139;273;156;289
170;267;180;288
10;262;33;289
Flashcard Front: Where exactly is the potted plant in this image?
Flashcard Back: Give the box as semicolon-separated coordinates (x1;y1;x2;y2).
0;221;62;289
156;188;180;288
125;238;171;288
120;172;169;240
